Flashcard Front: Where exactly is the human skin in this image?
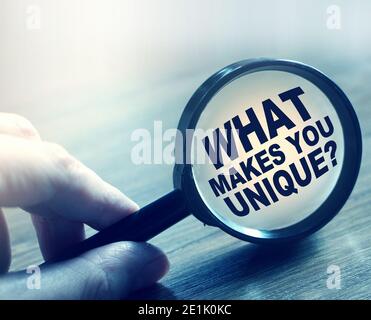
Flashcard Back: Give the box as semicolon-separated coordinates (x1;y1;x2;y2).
0;112;169;299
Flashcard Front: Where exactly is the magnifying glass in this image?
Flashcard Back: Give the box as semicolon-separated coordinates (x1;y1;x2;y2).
52;58;362;262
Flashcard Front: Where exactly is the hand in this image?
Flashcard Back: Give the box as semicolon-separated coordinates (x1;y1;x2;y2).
0;113;169;299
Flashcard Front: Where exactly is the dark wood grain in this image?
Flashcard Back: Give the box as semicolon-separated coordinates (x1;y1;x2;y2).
4;59;371;300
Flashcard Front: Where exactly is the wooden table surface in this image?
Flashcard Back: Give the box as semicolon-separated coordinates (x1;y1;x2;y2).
4;58;371;299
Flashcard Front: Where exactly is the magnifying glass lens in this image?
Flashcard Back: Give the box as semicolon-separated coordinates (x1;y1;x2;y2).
192;70;345;234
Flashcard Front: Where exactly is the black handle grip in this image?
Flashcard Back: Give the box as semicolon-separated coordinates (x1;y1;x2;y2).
47;189;188;263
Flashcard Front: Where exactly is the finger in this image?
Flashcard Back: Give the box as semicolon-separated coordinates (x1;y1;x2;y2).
42;142;140;230
0;113;40;140
31;214;85;261
0;135;139;230
0;135;138;261
0;242;169;300
0;209;11;274
0;135;58;207
0;113;40;271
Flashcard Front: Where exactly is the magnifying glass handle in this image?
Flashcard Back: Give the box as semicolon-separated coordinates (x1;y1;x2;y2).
47;189;188;264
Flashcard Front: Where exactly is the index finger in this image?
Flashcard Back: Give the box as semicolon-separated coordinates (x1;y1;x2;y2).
0;135;139;230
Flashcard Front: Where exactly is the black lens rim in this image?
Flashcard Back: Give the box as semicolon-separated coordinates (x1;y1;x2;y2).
173;58;362;243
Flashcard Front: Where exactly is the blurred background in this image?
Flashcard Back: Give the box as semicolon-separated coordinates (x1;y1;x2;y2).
1;0;371;299
1;0;370;115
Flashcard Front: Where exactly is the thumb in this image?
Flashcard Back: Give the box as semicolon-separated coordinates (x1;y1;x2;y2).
0;242;169;300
